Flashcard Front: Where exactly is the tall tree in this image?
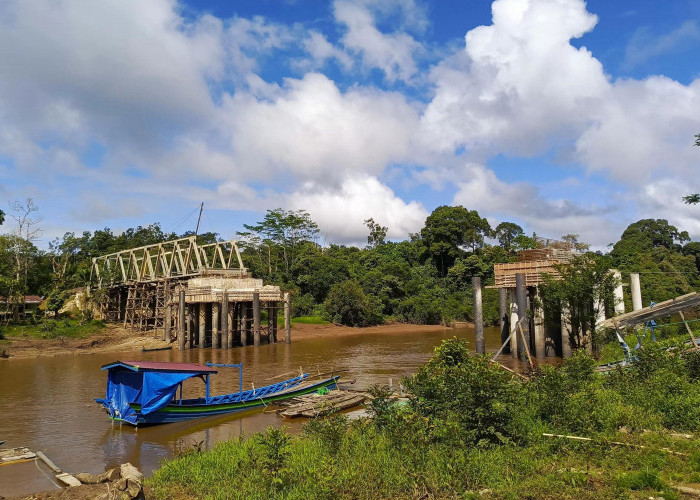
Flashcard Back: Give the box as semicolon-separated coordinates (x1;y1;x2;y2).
494;222;523;251
682;133;700;203
420;206;492;276
364;218;388;248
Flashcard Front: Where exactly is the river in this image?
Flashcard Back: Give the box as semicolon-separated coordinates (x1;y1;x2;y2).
0;325;514;492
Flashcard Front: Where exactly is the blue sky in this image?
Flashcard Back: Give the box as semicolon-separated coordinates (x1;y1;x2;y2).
1;0;699;249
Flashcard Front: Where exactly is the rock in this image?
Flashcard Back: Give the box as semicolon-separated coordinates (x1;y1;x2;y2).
120;462;143;483
75;467;120;484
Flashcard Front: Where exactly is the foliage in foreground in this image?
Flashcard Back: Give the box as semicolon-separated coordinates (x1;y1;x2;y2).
148;339;700;499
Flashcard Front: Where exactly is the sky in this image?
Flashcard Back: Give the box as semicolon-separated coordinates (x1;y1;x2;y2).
1;0;700;250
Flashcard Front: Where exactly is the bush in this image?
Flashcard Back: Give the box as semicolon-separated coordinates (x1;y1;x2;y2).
405;338;524;445
324;280;383;327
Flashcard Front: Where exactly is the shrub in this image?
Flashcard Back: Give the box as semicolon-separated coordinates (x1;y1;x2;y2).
324;280;382;327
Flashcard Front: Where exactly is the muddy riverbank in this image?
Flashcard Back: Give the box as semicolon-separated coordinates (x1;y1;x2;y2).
0;322;468;359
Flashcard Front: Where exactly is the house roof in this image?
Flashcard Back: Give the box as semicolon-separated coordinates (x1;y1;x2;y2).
0;295;43;304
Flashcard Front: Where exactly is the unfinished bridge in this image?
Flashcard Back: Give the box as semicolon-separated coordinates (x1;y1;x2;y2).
90;236;290;349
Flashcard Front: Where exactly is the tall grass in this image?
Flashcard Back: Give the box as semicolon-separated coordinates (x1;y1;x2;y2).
148;338;700;499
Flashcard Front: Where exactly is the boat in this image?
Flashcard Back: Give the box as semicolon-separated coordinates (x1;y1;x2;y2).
95;360;340;426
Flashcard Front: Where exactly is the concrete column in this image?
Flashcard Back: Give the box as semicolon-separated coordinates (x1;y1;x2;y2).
515;273;529;359
221;291;229;350
611;269;625;315
198;303;206;348
509;289;519;358
533;288;545;359
228;301;235;348
561;304;572;358
284;292;291;344
178;289;185;350
163;285;171;342
499;288;510;354
253;292;261;346
472;277;485;354
241;302;248;347
631;273;643;311
271;302;278;343
211;302;220;349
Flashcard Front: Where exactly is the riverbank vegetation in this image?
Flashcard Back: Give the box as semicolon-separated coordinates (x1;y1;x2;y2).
148;338;700;499
1;198;699;330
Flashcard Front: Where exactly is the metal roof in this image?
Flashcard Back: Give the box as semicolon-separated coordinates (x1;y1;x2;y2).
100;360;218;374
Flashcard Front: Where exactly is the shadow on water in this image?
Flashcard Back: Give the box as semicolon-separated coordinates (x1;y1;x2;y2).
0;324;547;476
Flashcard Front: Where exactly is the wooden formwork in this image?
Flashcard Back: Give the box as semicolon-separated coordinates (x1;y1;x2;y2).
493;261;562;288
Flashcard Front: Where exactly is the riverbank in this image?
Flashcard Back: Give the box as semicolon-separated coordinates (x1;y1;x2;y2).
0;321;465;360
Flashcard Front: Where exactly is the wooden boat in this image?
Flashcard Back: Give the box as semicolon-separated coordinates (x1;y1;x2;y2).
95;360;339;426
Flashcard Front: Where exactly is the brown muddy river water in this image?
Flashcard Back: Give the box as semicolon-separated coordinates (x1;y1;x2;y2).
0;325;519;487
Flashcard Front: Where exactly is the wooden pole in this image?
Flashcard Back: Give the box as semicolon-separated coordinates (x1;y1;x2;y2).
221;291;229;350
499;287;510;354
211;302;220;349
198;303;206;348
679;310;696;346
178;289;185;350
509;289;519;358
253;292;261;346
241;302;248;347
516;273;528;360
284;292;291;344
472;277;485;354
163;284;170;342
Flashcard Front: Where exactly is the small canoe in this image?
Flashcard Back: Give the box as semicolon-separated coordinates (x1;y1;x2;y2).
96;360;339;426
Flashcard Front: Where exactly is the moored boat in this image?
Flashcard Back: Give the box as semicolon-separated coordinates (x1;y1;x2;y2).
95;360;339;426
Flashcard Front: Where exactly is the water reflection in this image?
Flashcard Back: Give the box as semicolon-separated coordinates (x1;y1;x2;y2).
0;325;522;477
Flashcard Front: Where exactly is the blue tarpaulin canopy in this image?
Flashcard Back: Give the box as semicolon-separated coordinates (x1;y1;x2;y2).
99;361;217;424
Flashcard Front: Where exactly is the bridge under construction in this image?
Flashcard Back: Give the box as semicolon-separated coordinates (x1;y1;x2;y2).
90;236;290;349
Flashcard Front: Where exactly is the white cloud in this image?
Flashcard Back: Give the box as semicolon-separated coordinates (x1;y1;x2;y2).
623;21;700;70
286;176;428;242
294;31;353;71
221;72;420;183
452;163;619;246
333;0;423;82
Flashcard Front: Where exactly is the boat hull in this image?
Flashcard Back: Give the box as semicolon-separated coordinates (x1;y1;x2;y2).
110;376;340;425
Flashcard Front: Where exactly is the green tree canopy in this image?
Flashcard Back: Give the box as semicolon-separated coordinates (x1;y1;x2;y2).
420;206;492;276
494;222;523;251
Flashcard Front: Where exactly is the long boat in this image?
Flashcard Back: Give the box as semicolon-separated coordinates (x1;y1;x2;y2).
95;360;340;426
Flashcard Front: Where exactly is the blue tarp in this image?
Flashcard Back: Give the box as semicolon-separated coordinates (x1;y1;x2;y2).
104;369;198;424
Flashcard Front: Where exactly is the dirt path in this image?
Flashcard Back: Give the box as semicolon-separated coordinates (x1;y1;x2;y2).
1;322;466;360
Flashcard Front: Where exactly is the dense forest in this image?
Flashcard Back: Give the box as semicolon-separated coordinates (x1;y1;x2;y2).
0;200;700;326
1;199;699;327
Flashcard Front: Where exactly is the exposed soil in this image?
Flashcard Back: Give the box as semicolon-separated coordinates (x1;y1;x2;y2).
0;322;464;360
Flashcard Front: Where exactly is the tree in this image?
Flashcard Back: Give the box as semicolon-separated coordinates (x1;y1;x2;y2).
420;206;492;276
324;279;382;327
0;209;4;225
494;222;523;251
364;218;387;248
561;234;590;252
540;256;619;354
682;134;700;203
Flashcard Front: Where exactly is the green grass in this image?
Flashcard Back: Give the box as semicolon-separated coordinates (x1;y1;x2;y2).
0;319;107;340
291;316;329;325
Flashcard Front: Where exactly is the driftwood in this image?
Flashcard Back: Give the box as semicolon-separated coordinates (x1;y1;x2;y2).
542;433;688;456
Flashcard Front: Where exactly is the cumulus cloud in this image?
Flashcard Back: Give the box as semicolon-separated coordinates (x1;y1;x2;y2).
221;72;420;183
285;175;428;242
333;0;423;82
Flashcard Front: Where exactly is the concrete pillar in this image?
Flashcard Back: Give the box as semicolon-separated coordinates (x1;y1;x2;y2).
561;304;572;358
253;292;261;346
212;302;220;349
499;288;510;354
178;289;185;350
631;273;643;311
611;269;625;315
198;303;206;348
509;289;519;358
472;277;485;354
241;302;248;346
163;285;171;342
284;292;291;344
271;302;278;343
533;288;545;359
516;273;529;359
221;291;229;350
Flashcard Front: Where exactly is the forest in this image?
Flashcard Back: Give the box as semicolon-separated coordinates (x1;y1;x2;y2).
1;198;699;328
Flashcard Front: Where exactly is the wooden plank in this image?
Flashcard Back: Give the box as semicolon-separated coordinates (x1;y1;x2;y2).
603;293;700;329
